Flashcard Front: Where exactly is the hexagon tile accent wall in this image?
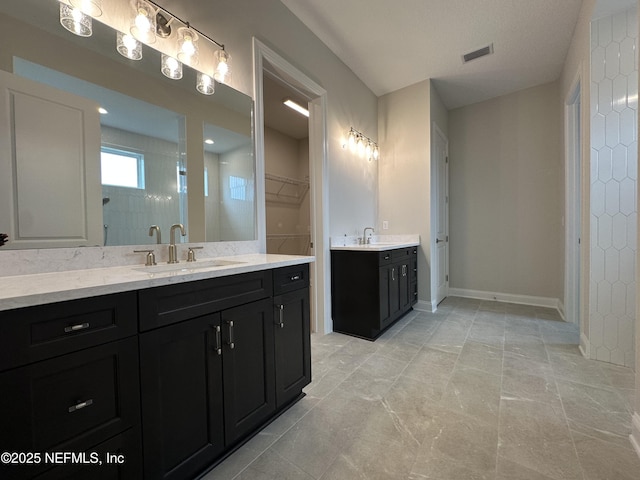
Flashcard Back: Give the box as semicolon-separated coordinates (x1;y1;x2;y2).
590;7;637;367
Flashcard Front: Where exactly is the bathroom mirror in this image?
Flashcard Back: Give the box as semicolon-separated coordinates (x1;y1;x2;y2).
0;0;255;248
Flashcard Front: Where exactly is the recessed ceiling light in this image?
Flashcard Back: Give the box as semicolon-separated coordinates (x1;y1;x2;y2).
204;138;214;145
98;107;108;114
283;98;309;117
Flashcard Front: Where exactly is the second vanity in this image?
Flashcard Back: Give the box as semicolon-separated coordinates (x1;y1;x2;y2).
0;254;313;480
331;236;419;340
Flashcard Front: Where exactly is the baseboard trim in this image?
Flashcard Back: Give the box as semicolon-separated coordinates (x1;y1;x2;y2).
579;332;590;359
414;300;435;313
630;413;640;459
448;288;561;311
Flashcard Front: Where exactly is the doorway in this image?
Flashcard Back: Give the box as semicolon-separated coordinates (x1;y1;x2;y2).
253;39;330;334
565;78;581;328
432;123;450;307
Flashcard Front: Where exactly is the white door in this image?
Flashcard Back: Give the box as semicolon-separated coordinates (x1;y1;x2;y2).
433;125;449;305
0;70;102;249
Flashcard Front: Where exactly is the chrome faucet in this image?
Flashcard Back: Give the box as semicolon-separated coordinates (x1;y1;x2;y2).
363;227;375;244
168;223;186;264
148;225;162;244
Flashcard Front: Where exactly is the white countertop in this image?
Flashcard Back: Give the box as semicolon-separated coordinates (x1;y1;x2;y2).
0;254;314;312
330;234;420;252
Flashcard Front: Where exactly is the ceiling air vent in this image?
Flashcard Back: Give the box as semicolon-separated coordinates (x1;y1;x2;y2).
462;43;494;63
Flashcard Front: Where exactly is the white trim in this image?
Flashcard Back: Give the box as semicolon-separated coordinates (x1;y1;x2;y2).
579;332;590;359
630;413;640;459
557;300;566;321
449;288;562;310
252;38;331;334
414;300;436;313
430;123;449;307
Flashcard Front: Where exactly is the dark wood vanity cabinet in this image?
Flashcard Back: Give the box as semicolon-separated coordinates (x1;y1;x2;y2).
332;247;418;340
0;292;142;480
0;264;311;480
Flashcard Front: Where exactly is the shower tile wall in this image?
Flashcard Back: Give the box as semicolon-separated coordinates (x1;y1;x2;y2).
590;7;637;367
102;127;183;246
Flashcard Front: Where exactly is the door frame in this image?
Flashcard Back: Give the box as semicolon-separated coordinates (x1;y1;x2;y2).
564;73;581;328
253;38;331;334
431;122;450;310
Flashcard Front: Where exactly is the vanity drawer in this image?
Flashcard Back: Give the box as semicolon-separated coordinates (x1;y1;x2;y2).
392;247;414;261
138;270;273;331
0;337;140;461
0;292;138;372
273;264;309;295
378;251;393;265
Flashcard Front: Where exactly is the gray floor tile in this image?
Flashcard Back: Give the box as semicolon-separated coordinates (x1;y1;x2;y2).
208;297;638;480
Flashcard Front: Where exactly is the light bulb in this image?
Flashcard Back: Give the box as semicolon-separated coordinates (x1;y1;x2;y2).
373;146;380;160
214;49;232;84
357;136;365;156
131;1;156;44
365;142;372;159
348;130;357;152
177;28;199;65
60;3;92;37
117;31;142;60
196;72;215;95
161;54;183;80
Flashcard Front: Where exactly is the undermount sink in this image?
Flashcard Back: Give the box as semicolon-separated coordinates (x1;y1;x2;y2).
133;259;245;273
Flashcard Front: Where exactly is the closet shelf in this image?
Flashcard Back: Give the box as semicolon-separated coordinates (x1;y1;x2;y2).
265;173;309;205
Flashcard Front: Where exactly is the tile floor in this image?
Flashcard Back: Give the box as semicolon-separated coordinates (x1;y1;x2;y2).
204;297;640;479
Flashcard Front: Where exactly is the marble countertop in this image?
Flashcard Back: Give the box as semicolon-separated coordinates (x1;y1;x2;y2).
330;234;420;252
0;253;314;312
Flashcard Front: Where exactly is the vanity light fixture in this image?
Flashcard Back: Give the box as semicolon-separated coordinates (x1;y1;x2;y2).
69;0;103;17
197;73;215;95
98;107;108;114
59;3;93;37
344;127;379;161
161;54;183;80
204;138;215;145
116;31;143;60
283;98;309;117
130;0;157;44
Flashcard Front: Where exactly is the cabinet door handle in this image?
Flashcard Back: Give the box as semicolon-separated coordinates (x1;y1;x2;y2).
213;325;222;355
403;265;407;277
289;274;301;281
392;267;395;281
68;399;93;413
64;322;90;333
226;320;235;349
277;304;285;328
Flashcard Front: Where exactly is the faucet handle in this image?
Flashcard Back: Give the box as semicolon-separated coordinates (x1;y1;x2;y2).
187;246;203;262
134;249;157;266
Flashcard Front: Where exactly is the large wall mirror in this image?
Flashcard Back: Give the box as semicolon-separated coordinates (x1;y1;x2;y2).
0;0;256;249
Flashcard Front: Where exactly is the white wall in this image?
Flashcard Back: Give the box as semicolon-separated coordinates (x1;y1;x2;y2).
589;7;638;367
448;82;564;302
378;79;432;305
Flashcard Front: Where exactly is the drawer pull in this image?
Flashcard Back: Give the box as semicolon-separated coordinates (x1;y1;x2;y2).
384;254;390;260
64;323;90;333
289;274;301;282
68;399;93;413
277;304;285;328
226;321;235;349
213;325;222;355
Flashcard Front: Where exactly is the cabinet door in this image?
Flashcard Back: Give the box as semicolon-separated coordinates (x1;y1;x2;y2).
389;264;401;318
221;298;275;446
139;314;224;480
274;289;311;408
379;266;391;327
399;262;411;311
0;338;140;480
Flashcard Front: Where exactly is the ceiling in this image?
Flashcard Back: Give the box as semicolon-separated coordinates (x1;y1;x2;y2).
278;0;626;109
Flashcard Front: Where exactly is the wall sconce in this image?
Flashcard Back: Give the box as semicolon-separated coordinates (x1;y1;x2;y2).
59;3;93;37
343;127;379;161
